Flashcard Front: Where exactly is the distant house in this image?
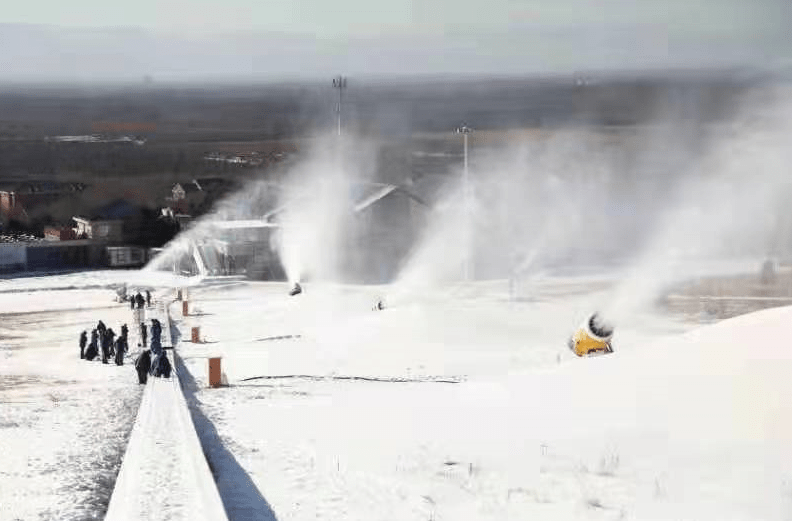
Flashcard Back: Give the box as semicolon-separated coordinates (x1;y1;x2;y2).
70;199;146;243
72;216;125;242
0;181;87;224
43;225;77;241
168;178;236;215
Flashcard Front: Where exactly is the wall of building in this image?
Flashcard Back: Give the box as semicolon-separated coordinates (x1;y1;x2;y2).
0;243;27;272
25;241;105;271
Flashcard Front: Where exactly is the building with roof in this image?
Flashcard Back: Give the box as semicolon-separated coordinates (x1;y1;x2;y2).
72;216;124;242
0;181;87;224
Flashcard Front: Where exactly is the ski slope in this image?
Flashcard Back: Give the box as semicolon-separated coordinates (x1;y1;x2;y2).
2;271;792;520
0;277;144;520
106;299;226;521
177;277;792;521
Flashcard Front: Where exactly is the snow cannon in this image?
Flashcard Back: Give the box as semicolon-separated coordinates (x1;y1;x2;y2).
289;282;303;296
568;312;614;357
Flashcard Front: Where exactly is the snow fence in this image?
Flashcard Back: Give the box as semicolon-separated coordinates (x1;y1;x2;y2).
105;304;227;521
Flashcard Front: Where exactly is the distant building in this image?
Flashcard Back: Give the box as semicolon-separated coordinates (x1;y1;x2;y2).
106;246;147;268
0;242;27;272
72;217;124;242
168;178;236;215
0;181;87;224
43;225;77;241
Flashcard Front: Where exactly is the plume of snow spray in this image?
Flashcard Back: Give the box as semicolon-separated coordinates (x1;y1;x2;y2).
274;136;377;284
604;82;792;323
144;135;378;286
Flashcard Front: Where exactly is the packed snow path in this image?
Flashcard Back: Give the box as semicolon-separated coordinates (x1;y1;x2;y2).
105;300;227;521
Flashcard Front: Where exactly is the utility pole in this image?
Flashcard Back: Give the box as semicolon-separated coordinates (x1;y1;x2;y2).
455;124;473;281
332;75;347;136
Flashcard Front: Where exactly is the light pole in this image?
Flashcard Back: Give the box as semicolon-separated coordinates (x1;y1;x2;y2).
455;124;472;281
332;75;347;136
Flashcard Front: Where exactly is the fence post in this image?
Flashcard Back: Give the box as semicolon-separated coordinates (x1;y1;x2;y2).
208;357;222;388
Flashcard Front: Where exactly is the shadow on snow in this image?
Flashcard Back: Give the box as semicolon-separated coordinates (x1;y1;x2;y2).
172;324;278;521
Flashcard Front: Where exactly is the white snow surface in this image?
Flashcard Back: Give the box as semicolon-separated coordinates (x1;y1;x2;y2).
0;273;146;520
176;277;792;521
105;297;226;521
3;270;792;520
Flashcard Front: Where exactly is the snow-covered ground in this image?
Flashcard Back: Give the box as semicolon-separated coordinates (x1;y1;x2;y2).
0;276;145;520
174;275;792;521
3;270;792;520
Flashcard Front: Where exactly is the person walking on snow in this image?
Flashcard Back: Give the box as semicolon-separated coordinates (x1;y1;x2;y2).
134;348;151;384
79;330;87;359
145;290;151;307
85;329;99;361
101;328;116;364
150;319;163;356
114;336;126;365
151;319;162;346
135;293;145;309
140;322;148;348
150;350;172;378
96;320;106;343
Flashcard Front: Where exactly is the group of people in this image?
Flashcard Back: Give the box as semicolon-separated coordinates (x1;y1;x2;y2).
133;317;171;384
79;320;129;365
78;313;172;383
130;290;152;310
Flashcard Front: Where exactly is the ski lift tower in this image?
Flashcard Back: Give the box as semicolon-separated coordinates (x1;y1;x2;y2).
456;124;473;281
332;75;347;136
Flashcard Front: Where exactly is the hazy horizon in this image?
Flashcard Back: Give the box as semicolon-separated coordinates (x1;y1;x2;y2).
1;0;790;82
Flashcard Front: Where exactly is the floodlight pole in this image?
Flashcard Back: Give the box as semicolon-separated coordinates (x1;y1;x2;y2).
332;75;347;136
456;124;472;281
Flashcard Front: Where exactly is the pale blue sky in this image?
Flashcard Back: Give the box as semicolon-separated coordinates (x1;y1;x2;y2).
1;0;789;80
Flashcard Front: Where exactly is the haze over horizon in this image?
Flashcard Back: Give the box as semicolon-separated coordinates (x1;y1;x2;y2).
1;0;790;82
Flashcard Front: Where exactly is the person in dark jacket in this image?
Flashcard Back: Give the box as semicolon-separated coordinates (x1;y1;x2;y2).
134;348;151;384
96;320;106;346
119;323;129;359
130;297;135;310
85;329;99;361
150;338;162;356
140;322;147;348
114;336;127;365
150;351;172;378
150;319;163;355
101;328;116;364
135;293;145;309
79;330;87;359
145;290;151;307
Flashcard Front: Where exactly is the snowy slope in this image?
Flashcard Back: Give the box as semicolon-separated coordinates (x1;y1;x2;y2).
0;280;144;520
4;269;791;520
105;359;228;521
105;300;227;521
176;277;792;521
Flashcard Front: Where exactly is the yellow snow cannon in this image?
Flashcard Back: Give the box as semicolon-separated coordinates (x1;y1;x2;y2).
568;313;614;357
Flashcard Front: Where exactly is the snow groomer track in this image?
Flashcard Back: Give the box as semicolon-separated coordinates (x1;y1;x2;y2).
105;300;228;521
